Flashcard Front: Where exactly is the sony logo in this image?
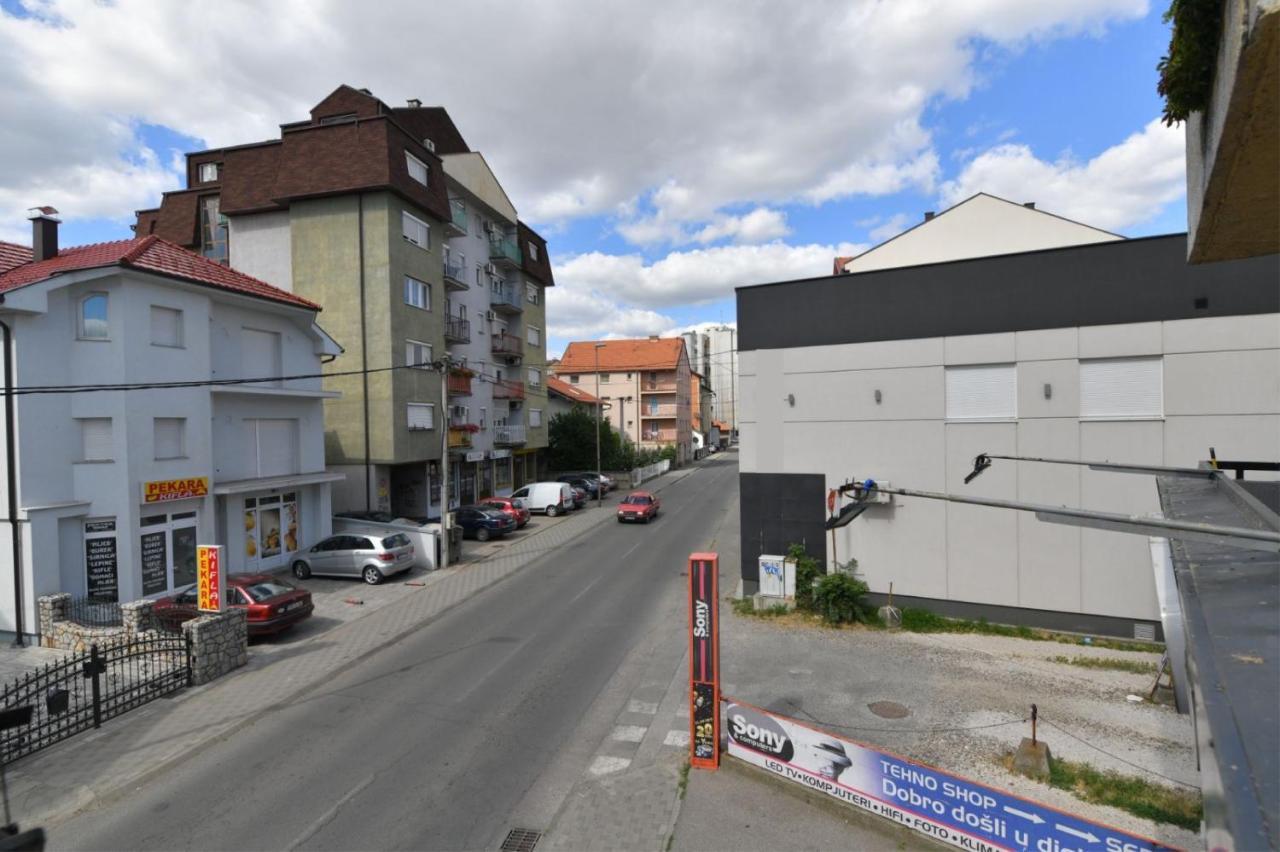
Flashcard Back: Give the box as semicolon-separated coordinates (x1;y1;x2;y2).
692;599;710;638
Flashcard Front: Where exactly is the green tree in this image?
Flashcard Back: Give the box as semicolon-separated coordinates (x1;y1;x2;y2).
548;407;627;472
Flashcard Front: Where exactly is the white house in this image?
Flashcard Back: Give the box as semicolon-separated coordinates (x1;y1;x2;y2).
0;210;342;642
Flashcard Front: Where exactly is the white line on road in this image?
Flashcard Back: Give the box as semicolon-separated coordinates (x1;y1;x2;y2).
287;773;376;850
587;755;632;777
610;725;648;743
663;730;689;748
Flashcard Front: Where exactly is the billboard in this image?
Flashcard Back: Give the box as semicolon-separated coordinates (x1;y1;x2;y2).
142;476;209;504
197;545;224;613
725;699;1173;852
689;552;719;770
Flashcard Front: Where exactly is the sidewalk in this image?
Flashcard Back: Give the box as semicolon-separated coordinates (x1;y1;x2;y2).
6;464;702;830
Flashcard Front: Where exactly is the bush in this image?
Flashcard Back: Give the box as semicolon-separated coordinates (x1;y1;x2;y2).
788;543;821;612
1156;0;1225;124
659;444;678;463
813;571;871;625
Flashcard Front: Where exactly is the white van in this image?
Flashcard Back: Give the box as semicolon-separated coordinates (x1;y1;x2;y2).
511;482;574;517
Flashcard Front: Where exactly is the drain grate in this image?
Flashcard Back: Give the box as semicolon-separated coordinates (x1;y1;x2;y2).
500;828;542;852
867;700;910;719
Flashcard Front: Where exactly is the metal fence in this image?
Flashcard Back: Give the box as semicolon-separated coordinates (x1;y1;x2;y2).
0;634;190;764
64;596;122;628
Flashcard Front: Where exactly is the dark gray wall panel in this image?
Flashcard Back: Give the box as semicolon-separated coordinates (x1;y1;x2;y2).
739;472;826;589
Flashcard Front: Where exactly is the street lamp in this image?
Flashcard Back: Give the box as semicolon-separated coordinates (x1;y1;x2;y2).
594;343;605;508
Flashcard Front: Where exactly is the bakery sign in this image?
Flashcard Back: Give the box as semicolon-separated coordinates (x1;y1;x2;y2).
142;476;209;504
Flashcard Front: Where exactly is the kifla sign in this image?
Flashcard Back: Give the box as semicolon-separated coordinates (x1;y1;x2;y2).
725;699;1176;852
196;545;224;613
688;552;720;770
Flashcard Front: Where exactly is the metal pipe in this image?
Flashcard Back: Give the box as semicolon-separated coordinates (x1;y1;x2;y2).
980;453;1218;479
358;194;371;512
439;354;450;573
1;318;24;645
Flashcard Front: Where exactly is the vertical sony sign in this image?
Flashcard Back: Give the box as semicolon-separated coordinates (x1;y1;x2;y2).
688;552;720;770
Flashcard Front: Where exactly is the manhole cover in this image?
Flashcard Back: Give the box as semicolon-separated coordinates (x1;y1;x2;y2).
500;828;542;852
868;701;910;719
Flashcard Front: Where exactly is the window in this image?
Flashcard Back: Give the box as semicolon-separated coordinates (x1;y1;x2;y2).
530;409;543;428
599;373;611;382
318;112;357;125
154;418;186;459
403;276;430;310
407;403;434;430
945;364;1016;420
250;419;298;477
406;339;432;369
569;374;579;384
527;326;542;347
198;162;219;182
150;306;183;348
479;407;487;430
527;241;539;261
526;284;540;305
242;328;282;387
200;196;228;264
79;293;109;340
476;263;484;287
1080;357;1163;419
405;152;429;186
402;211;430;249
528;367;542;387
80;418;112;462
626;372;633;380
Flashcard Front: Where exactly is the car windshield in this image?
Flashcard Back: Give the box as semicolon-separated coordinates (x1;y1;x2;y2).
241;579;297;602
382;533;411;549
623;495;649;505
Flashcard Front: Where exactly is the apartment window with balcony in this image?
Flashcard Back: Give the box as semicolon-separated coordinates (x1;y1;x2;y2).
154;418;186;460
527;326;541;347
402;211;430;249
200;196;228;264
79;418;113;462
198;162;219;182
526;284;539;305
406;339;433;369
527;367;542;387
405;152;429;186
530;409;543;428
404;275;431;310
407;403;434;431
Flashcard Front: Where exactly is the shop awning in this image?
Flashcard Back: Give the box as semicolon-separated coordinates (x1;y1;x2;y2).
212;471;345;496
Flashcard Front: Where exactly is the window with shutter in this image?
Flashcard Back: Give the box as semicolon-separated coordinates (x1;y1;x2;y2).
402;211;430;249
242;328;282;386
154;418;186;459
1080;357;1162;419
407;403;434;430
150;306;183;348
405;152;429;186
530;409;543;428
253;419;297;477
945;364;1016;420
80;418;113;461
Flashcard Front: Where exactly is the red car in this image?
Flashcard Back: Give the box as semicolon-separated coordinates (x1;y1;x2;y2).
617;491;660;523
155;573;314;637
480;496;531;529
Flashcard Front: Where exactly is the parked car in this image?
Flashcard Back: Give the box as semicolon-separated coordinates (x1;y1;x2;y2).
568;486;587;509
334;510;398;523
155;574;314;637
479;497;531;529
510;482;575;517
455;506;517;541
292;532;415;584
557;475;600;497
617;491;661;523
565;472;613;493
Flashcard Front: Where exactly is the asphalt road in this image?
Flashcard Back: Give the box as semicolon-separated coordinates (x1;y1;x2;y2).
52;455;740;852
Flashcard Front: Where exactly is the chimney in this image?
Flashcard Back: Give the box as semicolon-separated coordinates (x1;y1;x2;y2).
923;211;935;221
27;206;61;262
357;87;372;95
1023;202;1036;209
406;98;422;108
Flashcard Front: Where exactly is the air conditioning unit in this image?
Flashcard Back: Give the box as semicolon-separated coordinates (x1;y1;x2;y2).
423;138;436;153
484;263;497;275
485;310;497;321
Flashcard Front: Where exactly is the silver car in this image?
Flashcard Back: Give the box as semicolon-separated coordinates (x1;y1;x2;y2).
292;532;415;585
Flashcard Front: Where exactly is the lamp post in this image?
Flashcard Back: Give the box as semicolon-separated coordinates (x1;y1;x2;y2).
594;343;605;508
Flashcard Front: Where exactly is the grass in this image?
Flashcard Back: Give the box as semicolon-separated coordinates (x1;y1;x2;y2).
677;759;691;800
894;608;1164;653
730;597;789;618
1050;655;1159;675
1047;757;1201;831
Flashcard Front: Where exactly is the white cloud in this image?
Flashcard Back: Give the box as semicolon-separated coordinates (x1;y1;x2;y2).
868;213;913;243
693;208;790;245
940;118;1186;231
0;0;1151;241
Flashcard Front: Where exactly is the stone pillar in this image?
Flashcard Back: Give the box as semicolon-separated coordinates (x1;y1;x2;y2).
38;593;71;648
121;599;155;638
182;609;249;686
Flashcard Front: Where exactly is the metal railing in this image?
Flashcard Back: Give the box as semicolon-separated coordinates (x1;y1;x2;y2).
640;405;678;418
491;332;523;357
447;371;473;395
445;317;471;343
449;198;468;234
641;430;679;442
64;595;123;628
492;379;526;400
494;425;527;445
489;286;523;313
642;380;678;392
443;259;468;288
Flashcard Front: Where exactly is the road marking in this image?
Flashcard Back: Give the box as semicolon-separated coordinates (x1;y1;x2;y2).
565;572;608;606
663;730;689;748
287;773;375;850
587;755;632;777
627;699;659;715
610;724;647;743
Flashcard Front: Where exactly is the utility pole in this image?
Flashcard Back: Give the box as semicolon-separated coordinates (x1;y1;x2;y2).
594;343;605;508
439;354;450;573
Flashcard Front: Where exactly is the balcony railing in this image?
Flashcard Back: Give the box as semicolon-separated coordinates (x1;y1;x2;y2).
640;429;678;443
642;380;678;393
494;424;527;446
447;426;473;448
446;198;468;237
444;317;471;343
443;258;468;291
640;404;678;418
488;235;521;267
491;332;523;358
447;370;473;395
492;379;525;400
489;285;523;314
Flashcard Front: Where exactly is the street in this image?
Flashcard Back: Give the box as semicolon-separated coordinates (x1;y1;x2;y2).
50;456;739;851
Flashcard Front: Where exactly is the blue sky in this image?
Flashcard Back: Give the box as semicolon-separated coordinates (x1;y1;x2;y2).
0;1;1185;357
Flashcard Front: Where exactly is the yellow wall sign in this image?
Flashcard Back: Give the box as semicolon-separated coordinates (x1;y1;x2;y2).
142;477;209;504
197;545;223;613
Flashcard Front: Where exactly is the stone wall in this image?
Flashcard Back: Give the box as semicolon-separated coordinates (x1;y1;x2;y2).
182;609;248;686
38;594;127;651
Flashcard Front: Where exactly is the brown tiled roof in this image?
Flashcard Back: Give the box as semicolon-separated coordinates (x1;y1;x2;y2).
546;376;601;404
518;221;555;287
0;236;319;310
557;338;686;372
0;242;31;274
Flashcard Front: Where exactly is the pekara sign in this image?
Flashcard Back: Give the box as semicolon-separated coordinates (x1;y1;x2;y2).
196;545;224;613
725;700;1175;852
142;476;209;504
688;552;720;770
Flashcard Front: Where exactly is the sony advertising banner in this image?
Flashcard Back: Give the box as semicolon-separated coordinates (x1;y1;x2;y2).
688;552;720;770
725;699;1173;852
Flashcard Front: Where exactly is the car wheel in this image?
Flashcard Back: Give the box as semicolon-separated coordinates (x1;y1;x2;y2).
643;514;651;524
362;566;383;585
477;528;491;542
617;516;624;523
292;561;311;579
546;505;559;517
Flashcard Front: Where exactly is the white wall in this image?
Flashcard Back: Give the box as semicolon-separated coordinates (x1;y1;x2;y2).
228;212;293;291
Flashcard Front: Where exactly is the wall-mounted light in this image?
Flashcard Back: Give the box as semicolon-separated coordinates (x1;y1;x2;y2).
785;393;795;407
874;389;882;404
1043;383;1052;400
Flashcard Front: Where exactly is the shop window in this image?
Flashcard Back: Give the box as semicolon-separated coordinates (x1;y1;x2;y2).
83;519;118;602
79;293;109;340
140;511;197;596
244;493;299;566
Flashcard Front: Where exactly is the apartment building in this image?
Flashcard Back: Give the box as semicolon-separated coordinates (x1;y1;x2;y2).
553;337;693;464
704;324;738;435
135;85;553;519
1;211;341;641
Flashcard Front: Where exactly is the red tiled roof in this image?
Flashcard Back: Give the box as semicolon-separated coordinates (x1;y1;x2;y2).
0;242;32;274
546;375;601;404
0;236;319;310
557;338;686;372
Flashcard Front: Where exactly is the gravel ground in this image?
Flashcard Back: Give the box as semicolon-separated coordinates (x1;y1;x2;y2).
719;609;1200;849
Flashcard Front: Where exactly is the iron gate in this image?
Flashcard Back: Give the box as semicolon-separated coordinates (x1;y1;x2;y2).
0;633;190;764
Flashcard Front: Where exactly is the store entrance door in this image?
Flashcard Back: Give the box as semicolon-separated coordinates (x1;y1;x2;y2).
139;510;199;596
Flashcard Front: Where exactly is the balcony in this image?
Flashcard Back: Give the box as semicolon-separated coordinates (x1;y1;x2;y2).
447;369;473;396
640;404;678;418
445;198;468;237
492;379;525;401
448;425;474;449
491;332;523;359
444;317;471;344
641;380;678;393
640;428;678;443
443;258;468;291
488;234;521;268
494;424;527;446
489;285;523;315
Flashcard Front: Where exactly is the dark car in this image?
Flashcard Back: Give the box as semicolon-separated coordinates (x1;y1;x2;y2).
155;574;314;637
557;475;600;497
568;472;614;492
455;506;517;541
479;497;531;529
617;491;660;523
568;486;587;509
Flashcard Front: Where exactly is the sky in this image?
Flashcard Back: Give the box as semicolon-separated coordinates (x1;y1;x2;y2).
0;0;1187;358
